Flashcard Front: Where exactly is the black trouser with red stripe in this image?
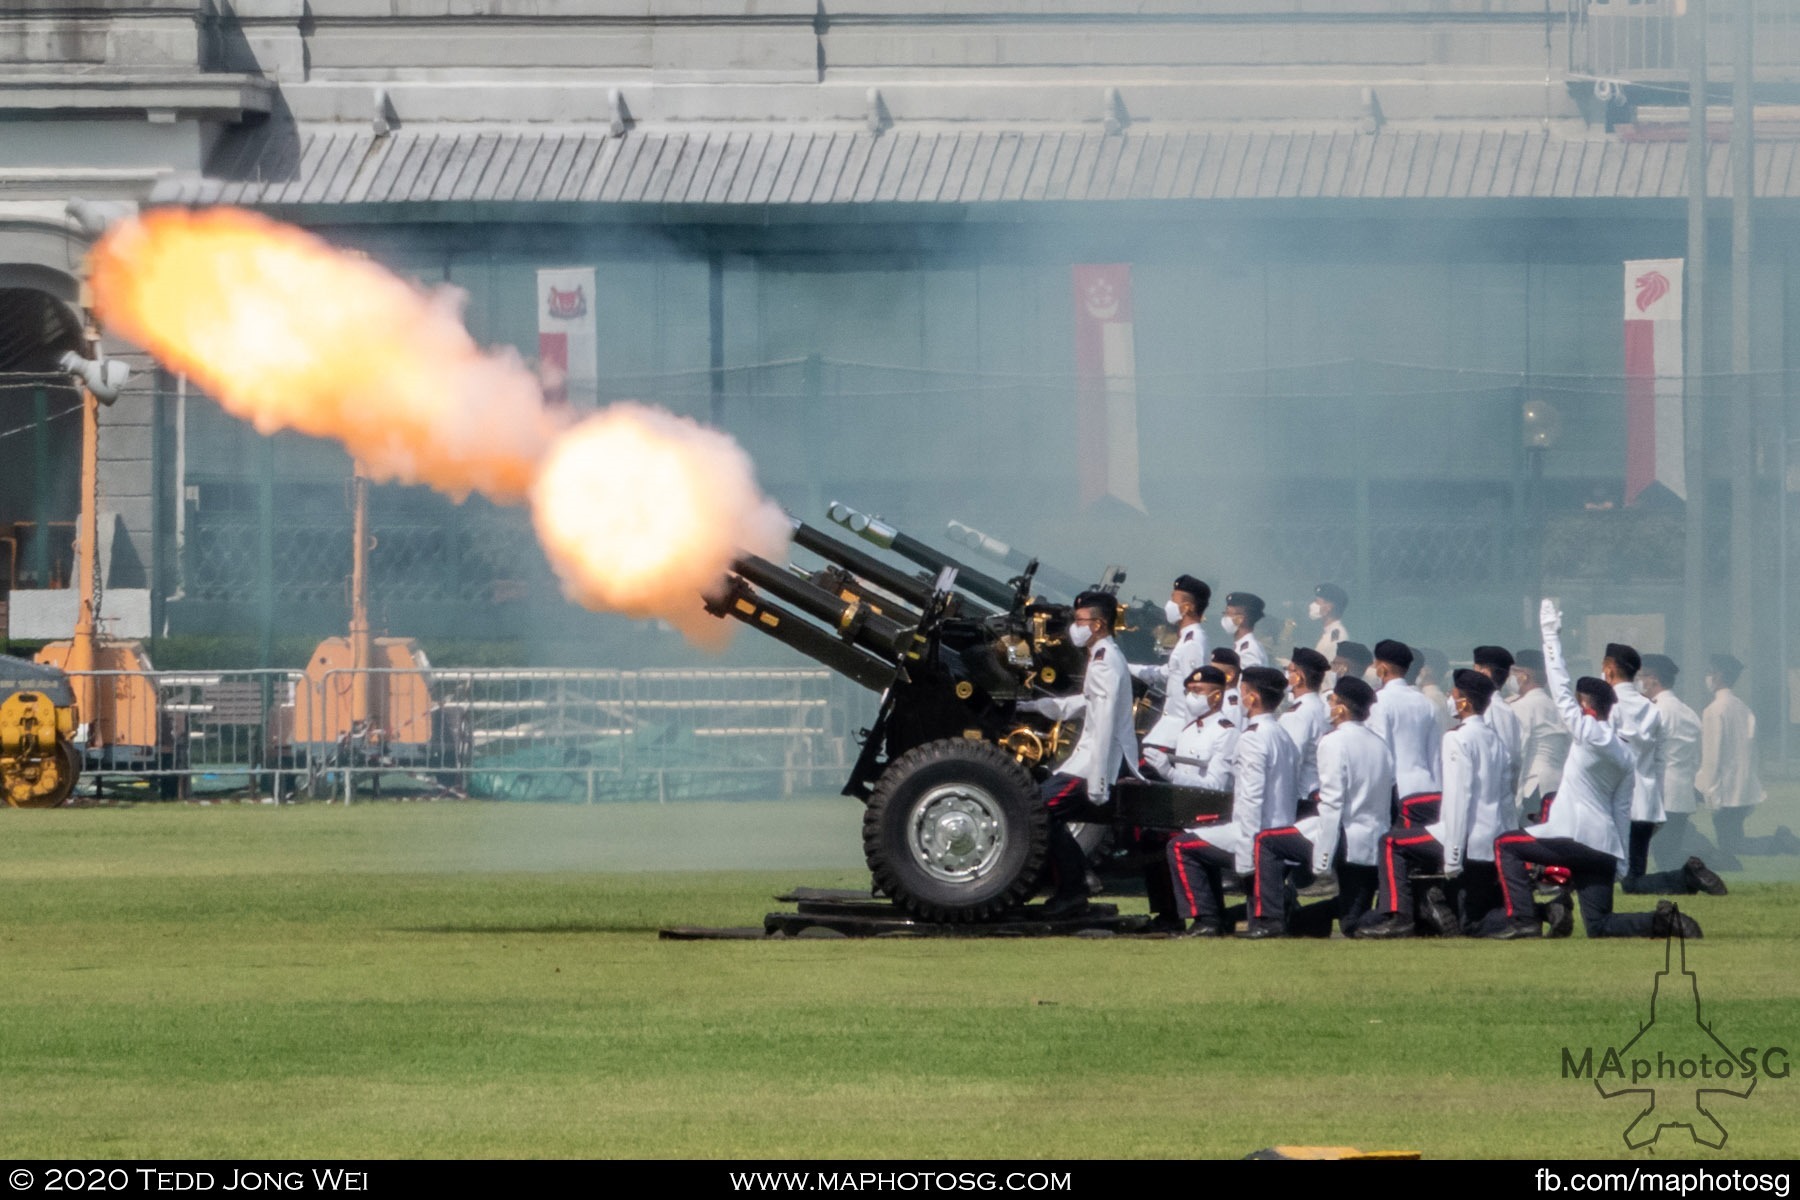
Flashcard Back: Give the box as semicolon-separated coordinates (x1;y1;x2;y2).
1527;789;1559;824
1166;835;1235;931
1399;791;1443;829
1621;818;1697;893
1488;832;1656;937
1251;826;1313;931
1376;827;1443;916
1038;773;1095;902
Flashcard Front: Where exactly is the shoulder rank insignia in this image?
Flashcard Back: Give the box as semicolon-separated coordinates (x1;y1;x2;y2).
1093;648;1106;661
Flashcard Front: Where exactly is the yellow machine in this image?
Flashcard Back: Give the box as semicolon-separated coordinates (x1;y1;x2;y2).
0;655;82;806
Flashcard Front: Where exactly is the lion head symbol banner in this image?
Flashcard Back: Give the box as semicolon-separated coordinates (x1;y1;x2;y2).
1623;258;1686;504
538;266;599;408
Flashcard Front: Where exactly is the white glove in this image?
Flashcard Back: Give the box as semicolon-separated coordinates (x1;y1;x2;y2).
1017;699;1050;717
1444;859;1463;880
1539;598;1562;635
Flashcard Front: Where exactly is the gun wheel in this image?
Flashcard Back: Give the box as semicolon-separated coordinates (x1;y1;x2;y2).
864;738;1047;922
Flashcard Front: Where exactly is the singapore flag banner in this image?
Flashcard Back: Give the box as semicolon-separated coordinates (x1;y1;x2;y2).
1071;263;1146;511
1623;258;1686;504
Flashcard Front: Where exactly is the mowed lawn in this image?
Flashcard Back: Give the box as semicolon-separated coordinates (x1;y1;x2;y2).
1;796;1798;1160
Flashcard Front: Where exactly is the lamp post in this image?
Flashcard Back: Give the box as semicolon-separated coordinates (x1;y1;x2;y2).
1522;396;1563;622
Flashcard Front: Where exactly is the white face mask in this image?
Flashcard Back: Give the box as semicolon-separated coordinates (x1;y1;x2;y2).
1502;674;1521;699
1164;600;1184;626
1220;615;1239;636
1068;622;1093;649
1307;600;1325;621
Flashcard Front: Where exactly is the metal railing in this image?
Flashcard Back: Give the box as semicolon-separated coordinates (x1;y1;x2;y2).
64;666;872;804
1569;0;1800;83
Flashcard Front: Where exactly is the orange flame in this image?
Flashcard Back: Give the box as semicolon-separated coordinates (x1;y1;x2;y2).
90;207;560;503
89;208;791;639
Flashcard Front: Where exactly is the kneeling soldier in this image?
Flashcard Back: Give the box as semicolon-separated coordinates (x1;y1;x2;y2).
1166;666;1299;936
1244;675;1393;938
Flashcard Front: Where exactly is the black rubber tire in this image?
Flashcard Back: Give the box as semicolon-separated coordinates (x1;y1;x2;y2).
863;738;1048;922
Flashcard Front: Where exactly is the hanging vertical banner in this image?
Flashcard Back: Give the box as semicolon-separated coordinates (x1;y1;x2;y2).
537;266;598;408
1071;264;1145;511
1624;258;1686;504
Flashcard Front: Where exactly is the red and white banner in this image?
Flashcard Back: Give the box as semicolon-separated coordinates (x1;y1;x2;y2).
1624;258;1686;504
1071;264;1144;511
537;267;598;408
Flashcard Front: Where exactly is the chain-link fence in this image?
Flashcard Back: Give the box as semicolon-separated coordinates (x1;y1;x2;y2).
65;666;873;804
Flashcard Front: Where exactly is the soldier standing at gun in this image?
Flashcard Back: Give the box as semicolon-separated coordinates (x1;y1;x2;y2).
1017;590;1141;917
1130;575;1212;769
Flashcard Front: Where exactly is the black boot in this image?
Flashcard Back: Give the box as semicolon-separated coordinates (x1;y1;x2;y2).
1684;857;1728;897
1652;900;1703;939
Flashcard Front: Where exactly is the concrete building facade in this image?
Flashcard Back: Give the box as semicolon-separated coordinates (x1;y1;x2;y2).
3;1;1797;757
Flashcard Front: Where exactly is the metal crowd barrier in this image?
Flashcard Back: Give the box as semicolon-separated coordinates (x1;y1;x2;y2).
63;667;870;804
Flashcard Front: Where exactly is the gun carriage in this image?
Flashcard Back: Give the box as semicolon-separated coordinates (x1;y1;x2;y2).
705;504;1228;922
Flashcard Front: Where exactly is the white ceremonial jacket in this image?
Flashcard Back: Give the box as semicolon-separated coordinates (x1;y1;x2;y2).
1278;690;1331;801
1654;689;1703;816
1697;690;1765;811
1131;623;1210;751
1021;635;1142;804
1610;681;1667;825
1509;686;1570;810
1527;624;1633;876
1368;679;1444;800
1309;721;1396;872
1428;713;1517;870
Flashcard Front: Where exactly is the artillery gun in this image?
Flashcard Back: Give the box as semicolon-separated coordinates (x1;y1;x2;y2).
705;504;1227;923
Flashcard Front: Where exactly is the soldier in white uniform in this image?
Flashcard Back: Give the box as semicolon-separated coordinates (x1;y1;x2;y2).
1414;648;1455;734
1158;666;1238;791
1278;647;1332;819
1243;675;1393;938
1471;646;1523;805
1165;667;1298;937
1603;642;1669;886
1359;670;1512;938
1310;583;1351;659
1366;639;1444;827
1221;591;1271;669
1508;649;1569;822
1332;641;1375;690
1476;601;1700;940
1697;655;1796;858
1211;647;1243;726
1018;590;1141;916
1129;575;1212;767
1636;654;1707;867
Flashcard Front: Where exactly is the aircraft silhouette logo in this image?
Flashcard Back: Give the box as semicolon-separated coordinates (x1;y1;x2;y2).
1587;909;1762;1150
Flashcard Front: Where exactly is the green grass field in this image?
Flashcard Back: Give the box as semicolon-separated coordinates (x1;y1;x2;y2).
2;796;1797;1160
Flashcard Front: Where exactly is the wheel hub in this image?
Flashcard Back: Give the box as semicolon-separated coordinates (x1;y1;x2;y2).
908;783;1007;884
